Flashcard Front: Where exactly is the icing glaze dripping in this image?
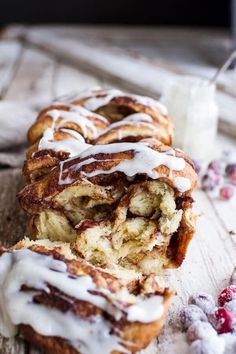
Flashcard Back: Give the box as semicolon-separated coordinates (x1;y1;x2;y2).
82;89;122;112
59;142;189;191
47;109;98;138
0;249;164;354
173;177;191;192
76;88;168;115
96;113;159;140
38;128;91;156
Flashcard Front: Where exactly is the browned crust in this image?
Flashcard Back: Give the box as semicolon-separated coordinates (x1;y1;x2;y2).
94;122;171;146
74;92;174;144
27;103;109;145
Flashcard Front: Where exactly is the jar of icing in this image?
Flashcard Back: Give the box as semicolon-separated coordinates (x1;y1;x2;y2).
161;75;219;161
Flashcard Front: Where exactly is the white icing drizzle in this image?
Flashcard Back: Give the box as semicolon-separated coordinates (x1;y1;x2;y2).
0;249;164;354
97;113;159;140
83;89;122;112
173;177;191;193
47;109;98;138
37;103;105;157
38;128;91;156
59;143;189;192
59;128;86;141
77;88;168;115
126;296;164;323
123;113;153;123
51;102;109;125
131;95;168;115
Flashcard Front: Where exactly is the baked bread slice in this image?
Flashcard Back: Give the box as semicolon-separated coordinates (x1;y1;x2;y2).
0;239;173;354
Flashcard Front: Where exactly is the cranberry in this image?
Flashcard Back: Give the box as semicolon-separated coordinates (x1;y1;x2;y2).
230;268;236;286
224;299;236;316
225;163;236;176
180;305;207;330
229;171;236;185
208;160;222;174
190;337;225;354
190;292;215;315
218;285;236;306
202;171;222;191
215;174;223;186
187;320;217;343
208;307;234;334
219;185;234;200
192;159;202;174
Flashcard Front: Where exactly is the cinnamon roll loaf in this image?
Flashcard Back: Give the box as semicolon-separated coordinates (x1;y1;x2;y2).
0;87;197;354
0;240;173;354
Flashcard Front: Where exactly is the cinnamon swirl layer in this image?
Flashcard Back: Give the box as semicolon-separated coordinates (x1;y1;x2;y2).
18;139;197;276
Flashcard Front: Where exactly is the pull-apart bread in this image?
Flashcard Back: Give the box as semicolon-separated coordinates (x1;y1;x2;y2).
0;239;173;354
0;88;197;354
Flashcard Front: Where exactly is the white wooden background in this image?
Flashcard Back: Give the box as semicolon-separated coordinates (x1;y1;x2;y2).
0;25;236;354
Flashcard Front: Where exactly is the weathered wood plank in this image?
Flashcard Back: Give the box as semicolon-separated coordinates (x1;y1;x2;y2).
0;169;27;246
0;337;27;354
4;46;55;109
52;62;102;98
14;27;236;137
17;29;170;96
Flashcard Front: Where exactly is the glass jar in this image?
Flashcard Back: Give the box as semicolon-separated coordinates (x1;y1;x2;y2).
161;75;219;160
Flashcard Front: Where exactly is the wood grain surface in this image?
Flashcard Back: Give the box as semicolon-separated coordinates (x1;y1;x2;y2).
0;25;236;354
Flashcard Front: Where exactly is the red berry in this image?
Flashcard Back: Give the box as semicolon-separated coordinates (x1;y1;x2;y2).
218;285;236;306
190;292;215;314
186;320;217;343
225;163;236;176
224;299;236;316
208;307;234;334
202;171;222;191
229;171;236;185
180;305;207;330
215;174;223;186
208;160;222;174
219;185;234;200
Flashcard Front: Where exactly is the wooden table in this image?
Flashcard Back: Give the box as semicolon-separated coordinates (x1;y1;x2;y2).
0;25;236;354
